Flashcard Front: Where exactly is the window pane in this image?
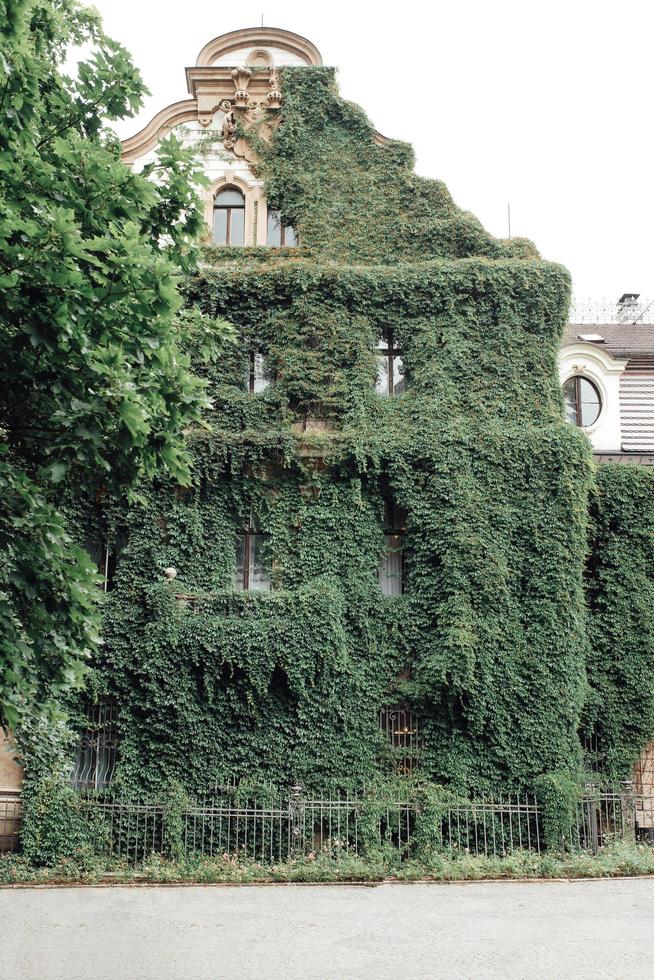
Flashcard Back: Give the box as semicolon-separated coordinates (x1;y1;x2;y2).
213;207;227;245
267;210;282;246
215;188;245;206
229;207;245;246
579;377;601;426
380;534;403;596
562;378;578;425
252;353;270;393
392;355;405;395
284;224;298;247
234;534;246;590
376;353;390;395
248;534;271;591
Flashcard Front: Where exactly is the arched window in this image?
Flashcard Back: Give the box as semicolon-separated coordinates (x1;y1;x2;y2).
563;375;602;427
213;187;245;246
267;209;298;247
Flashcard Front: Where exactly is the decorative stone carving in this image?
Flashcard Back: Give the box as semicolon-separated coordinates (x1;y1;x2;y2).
266;70;283;110
246;48;273;68
231;67;252;108
222;108;237;149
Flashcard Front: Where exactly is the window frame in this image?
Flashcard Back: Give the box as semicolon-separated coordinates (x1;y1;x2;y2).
71;698;119;790
379;500;407;596
213;187;246;246
563;374;602;428
379;706;421;775
376;330;405;397
246;351;270;394
234;529;272;592
266;208;298;247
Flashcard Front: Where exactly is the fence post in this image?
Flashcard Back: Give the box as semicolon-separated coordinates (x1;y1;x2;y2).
288;783;305;859
621;779;636;843
585;784;599;855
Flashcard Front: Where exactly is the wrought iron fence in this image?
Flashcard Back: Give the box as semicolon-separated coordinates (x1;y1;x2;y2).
75;786;416;866
3;784;654;862
441;795;542;856
569;297;654;324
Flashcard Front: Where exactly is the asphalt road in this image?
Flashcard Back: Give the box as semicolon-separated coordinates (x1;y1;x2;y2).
2;878;654;979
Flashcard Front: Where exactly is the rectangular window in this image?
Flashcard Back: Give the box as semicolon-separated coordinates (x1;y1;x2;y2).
379;499;407;595
376;332;404;396
83;530;126;593
267;209;298;247
71;699;118;790
234;531;271;591
379;534;404;596
379;707;420;775
245;352;270;393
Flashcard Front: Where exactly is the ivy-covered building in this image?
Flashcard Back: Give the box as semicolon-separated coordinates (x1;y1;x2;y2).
2;27;654;809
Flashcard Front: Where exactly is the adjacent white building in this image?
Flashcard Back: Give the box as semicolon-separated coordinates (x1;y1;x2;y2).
559;305;654;463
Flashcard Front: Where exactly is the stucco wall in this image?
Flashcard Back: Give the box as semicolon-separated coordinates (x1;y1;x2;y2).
0;731;23;792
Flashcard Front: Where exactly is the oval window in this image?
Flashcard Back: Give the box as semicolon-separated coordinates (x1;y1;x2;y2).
562;376;602;427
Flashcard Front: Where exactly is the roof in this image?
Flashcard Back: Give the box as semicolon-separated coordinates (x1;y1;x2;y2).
594;452;654;466
562;323;654;358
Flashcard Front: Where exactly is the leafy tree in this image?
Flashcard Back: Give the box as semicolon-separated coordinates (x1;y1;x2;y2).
0;0;224;728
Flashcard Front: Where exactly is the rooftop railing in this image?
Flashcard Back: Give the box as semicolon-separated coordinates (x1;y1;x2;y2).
570;297;654;325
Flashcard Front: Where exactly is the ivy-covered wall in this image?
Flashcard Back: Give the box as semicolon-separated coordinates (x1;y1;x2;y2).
582;464;654;782
53;67;651;797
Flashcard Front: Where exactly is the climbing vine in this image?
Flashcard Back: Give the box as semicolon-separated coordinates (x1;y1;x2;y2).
21;63;653;808
582;464;654;781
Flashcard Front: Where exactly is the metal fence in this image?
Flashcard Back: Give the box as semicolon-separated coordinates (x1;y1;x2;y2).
440;795;542;856
569;297;654;324
75;787;416;866
89;786;654;864
3;785;653;862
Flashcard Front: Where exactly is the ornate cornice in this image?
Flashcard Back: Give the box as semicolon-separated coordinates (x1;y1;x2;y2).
120;27;389;163
121;100;198;164
194;27;322;68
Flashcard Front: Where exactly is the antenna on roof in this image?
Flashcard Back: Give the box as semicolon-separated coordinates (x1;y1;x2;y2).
507;202;511;239
261;12;264;26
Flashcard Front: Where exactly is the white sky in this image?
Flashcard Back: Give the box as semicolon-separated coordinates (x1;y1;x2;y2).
90;0;654;300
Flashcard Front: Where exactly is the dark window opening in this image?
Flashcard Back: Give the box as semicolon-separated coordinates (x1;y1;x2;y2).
234;530;271;592
376;330;405;396
83;529;127;592
380;707;420;775
563;375;602;427
267;209;298;247
213;187;245;246
379;500;407;596
72;699;118;789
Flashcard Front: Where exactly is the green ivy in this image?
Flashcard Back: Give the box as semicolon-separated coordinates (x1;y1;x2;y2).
582;464;654;781
21;57;654;812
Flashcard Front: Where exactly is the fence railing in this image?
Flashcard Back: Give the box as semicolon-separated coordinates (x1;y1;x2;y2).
569;297;654;324
3;785;653;862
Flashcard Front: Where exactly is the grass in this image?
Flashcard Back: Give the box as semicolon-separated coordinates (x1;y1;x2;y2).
2;842;654;886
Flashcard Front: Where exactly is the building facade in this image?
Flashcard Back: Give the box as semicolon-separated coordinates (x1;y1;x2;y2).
2;28;654;825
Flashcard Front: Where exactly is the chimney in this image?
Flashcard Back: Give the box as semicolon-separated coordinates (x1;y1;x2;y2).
616;292;640;323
